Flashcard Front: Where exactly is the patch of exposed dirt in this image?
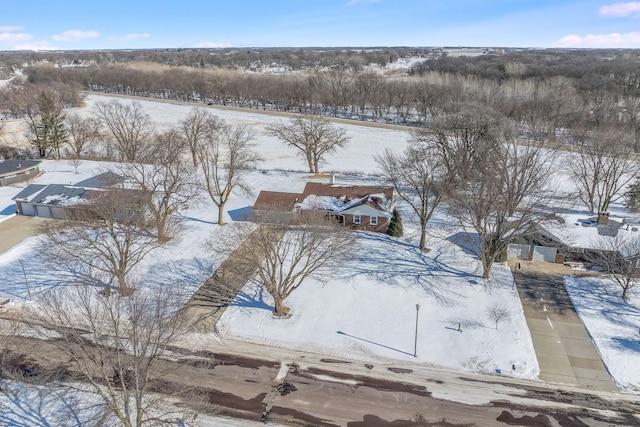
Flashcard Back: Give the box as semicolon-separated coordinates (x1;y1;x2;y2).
388;367;413;374
269;405;340;426
301;366;431;397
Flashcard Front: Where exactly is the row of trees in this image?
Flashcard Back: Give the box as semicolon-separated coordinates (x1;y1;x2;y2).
9;54;638;149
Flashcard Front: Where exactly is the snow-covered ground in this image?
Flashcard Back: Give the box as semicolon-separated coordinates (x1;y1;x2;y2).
2;93;639;392
0;93;541;382
217;232;539;378
564;276;640;392
74;94;411;175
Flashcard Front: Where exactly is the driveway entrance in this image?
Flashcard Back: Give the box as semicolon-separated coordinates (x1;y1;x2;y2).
511;260;618;392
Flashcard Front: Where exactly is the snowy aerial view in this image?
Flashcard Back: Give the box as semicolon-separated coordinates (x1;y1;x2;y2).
2;2;640;422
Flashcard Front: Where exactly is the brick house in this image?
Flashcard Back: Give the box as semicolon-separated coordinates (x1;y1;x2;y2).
253;181;394;233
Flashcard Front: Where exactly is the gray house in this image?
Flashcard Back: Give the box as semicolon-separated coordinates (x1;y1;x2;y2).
0;160;41;186
12;172;125;219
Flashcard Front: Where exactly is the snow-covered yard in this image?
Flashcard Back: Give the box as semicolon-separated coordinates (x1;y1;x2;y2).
564;276;640;392
0;93;582;384
217;231;539;379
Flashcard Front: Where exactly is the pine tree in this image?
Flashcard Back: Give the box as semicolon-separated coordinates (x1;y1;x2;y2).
625;177;640;212
31;91;68;159
387;208;403;237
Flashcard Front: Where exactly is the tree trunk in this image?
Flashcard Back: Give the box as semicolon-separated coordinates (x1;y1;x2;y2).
419;218;427;251
116;273;132;295
622;286;629;301
273;295;290;317
190;149;198;168
307;156;315;174
218;203;225;225
482;258;492;279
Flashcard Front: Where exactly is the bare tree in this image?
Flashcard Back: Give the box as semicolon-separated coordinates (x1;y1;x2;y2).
376;143;444;251
67;150;81;173
440;124;554;279
569;126;639;214
198;123;261;225
413;108;501;187
486;305;510;330
266;114;349;174
65;112;101;158
42;188;162;295
22;283;194;427
114;129;200;241
178;107;224;167
588;234;640;301
215;213;358;317
95;100;153;162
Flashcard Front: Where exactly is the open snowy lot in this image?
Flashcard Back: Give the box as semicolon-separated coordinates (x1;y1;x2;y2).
217;231;539;378
564;276;640;392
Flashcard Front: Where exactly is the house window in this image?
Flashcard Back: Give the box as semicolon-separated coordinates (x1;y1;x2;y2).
370;216;378;225
353;215;361;224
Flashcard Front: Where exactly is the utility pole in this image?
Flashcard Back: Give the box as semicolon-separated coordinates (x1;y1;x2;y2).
414;303;420;358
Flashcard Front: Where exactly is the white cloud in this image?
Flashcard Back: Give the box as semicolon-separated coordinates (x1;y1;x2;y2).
554;31;640;47
0;32;32;44
599;2;640;17
107;33;150;41
52;29;100;41
600;1;640;16
0;26;23;32
194;41;231;48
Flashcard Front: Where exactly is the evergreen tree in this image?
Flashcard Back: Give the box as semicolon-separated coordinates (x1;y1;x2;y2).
625;177;640;212
31;91;68;159
387;208;403;237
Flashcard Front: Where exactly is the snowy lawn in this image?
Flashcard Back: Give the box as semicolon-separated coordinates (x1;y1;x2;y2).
564;276;640;392
0;160;227;301
0;94;542;381
217;231;540;379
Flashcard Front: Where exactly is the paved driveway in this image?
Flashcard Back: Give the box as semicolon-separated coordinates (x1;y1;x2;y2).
0;215;46;256
511;260;618;392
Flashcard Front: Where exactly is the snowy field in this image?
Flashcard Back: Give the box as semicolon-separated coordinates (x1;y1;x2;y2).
564;276;640;392
0;94;543;382
75;94;412;175
217;232;539;378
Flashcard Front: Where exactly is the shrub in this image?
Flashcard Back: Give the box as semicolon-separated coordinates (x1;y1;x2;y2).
387;209;403;237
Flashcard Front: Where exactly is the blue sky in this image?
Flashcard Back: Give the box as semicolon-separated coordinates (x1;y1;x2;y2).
1;0;640;50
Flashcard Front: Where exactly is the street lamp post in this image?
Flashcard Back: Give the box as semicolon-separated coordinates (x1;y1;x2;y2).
19;259;31;300
414;304;420;358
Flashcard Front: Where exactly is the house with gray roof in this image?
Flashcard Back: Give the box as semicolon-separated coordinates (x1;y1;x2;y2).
0;160;41;186
12;172;125;219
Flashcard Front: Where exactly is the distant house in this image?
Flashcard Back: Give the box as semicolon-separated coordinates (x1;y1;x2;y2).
509;212;640;264
0;160;41;186
253;181;394;233
12;171;126;219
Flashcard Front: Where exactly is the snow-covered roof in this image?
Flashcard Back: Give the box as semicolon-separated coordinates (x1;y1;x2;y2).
253;182;394;216
12;184;90;206
297;191;392;217
538;213;638;253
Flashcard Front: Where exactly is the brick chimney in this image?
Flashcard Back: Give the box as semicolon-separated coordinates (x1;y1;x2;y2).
597;211;609;225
